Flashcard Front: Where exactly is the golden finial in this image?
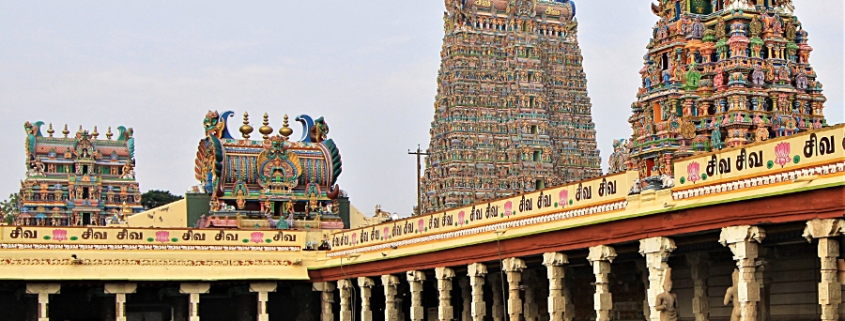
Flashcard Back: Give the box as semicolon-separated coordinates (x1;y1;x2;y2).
106;127;113;140
258;113;273;139
279;114;293;138
47;123;55;137
92;126;99;139
240;112;254;139
78;125;83;134
62;124;69;138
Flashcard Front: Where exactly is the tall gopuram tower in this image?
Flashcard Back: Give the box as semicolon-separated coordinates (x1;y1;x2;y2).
421;0;601;213
18;122;143;226
620;0;827;179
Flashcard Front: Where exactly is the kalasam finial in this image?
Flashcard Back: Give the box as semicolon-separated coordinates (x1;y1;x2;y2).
240;112;254;139
259;113;273;140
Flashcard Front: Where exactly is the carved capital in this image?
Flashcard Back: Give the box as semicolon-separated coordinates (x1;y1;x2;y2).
407;270;427;283
104;283;137;294
436;267;456;280
542;252;569;267
338;279;354;290
803;219;844;241
26;283;61;295
468;263;488;277
502;257;527;272
357;277;375;288
312;282;336;292
179;283;210;295
587;245;617;264
719;225;766;246
639;237;676;256
249;282;277;293
382;275;400;287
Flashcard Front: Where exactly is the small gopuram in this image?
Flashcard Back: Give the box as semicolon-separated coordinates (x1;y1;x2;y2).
620;0;827;179
18;122;142;226
421;0;602;213
193;111;346;230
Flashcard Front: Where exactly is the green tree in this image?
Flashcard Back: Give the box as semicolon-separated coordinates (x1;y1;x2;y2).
0;193;20;224
140;190;183;209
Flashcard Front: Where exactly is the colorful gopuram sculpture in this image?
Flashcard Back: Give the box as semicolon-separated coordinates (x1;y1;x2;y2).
194;111;344;229
421;0;602;213
18;122;143;226
625;0;827;183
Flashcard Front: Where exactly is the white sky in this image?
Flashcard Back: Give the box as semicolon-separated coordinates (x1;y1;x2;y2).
0;0;841;217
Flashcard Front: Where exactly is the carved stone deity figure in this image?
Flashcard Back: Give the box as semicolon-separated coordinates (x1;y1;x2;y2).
723;269;741;321
654;268;678;321
690;18;705;39
751;65;766;87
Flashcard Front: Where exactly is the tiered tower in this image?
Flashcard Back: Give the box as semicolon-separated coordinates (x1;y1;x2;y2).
421;0;601;213
18;122;142;226
618;0;827;179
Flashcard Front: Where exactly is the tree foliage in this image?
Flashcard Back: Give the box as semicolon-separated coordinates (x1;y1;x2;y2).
1;193;20;224
140;190;183;209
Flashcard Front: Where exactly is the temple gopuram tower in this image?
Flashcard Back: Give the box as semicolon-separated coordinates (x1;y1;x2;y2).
421;0;601;213
619;0;827;179
18;122;142;226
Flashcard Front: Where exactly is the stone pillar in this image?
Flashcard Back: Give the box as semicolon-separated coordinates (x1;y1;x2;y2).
543;252;572;321
338;280;354;321
686;252;710;321
358;277;375;321
459;277;471;321
523;269;539;321
250;282;277;321
382;275;400;321
634;260;651;321
468;263;487;321
105;283;137;321
26;283;61;321
180;283;211;321
313;282;336;321
587;245;616;321
719;225;766;321
435;267;456;321
488;273;504;321
804;218;844;321
639;237;676;321
407;271;426;321
502;257;526;321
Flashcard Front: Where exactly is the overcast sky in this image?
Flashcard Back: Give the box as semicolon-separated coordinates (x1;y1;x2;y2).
0;0;841;217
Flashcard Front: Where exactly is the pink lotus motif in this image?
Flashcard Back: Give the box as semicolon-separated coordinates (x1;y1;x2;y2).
418;219;425;232
351;233;358;245
155;231;170;243
52;229;68;242
383;227;390;239
250;232;264;244
558;190;568;206
504;201;513;217
457;211;465;226
687;162;701;184
775;142;791;167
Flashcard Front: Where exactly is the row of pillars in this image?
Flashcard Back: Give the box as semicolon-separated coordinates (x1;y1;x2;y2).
24;282;279;321
319;221;845;321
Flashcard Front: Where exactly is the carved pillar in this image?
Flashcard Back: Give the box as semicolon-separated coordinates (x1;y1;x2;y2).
250;282;277;321
435;267;456;321
407;271;426;321
382;275;400;321
640;237;676;321
719;225;766;321
459;277;471;321
804;219;844;321
26;283;61;321
180;283;211;321
338;280;353;321
523;269;539;321
105;283;137;321
502;258;526;321
587;245;616;321
358;277;375;321
313;282;336;321
543;252;572;321
686;252;710;321
468;263;488;321
488;273;504;321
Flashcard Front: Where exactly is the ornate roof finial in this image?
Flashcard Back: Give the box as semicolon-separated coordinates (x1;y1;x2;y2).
62;124;69;138
47;123;54;138
106;127;113;140
240;112;254;139
259;113;273;139
279;114;293;138
92;126;99;139
78;125;83;134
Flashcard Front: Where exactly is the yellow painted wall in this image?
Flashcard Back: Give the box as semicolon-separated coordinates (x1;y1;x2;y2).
126;199;188;228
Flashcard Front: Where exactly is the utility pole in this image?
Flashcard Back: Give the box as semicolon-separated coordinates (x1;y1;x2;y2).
408;145;430;216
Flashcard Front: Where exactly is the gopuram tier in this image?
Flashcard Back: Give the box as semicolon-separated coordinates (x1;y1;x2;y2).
421;0;602;213
194;111;347;230
614;0;827;181
18;122;142;226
